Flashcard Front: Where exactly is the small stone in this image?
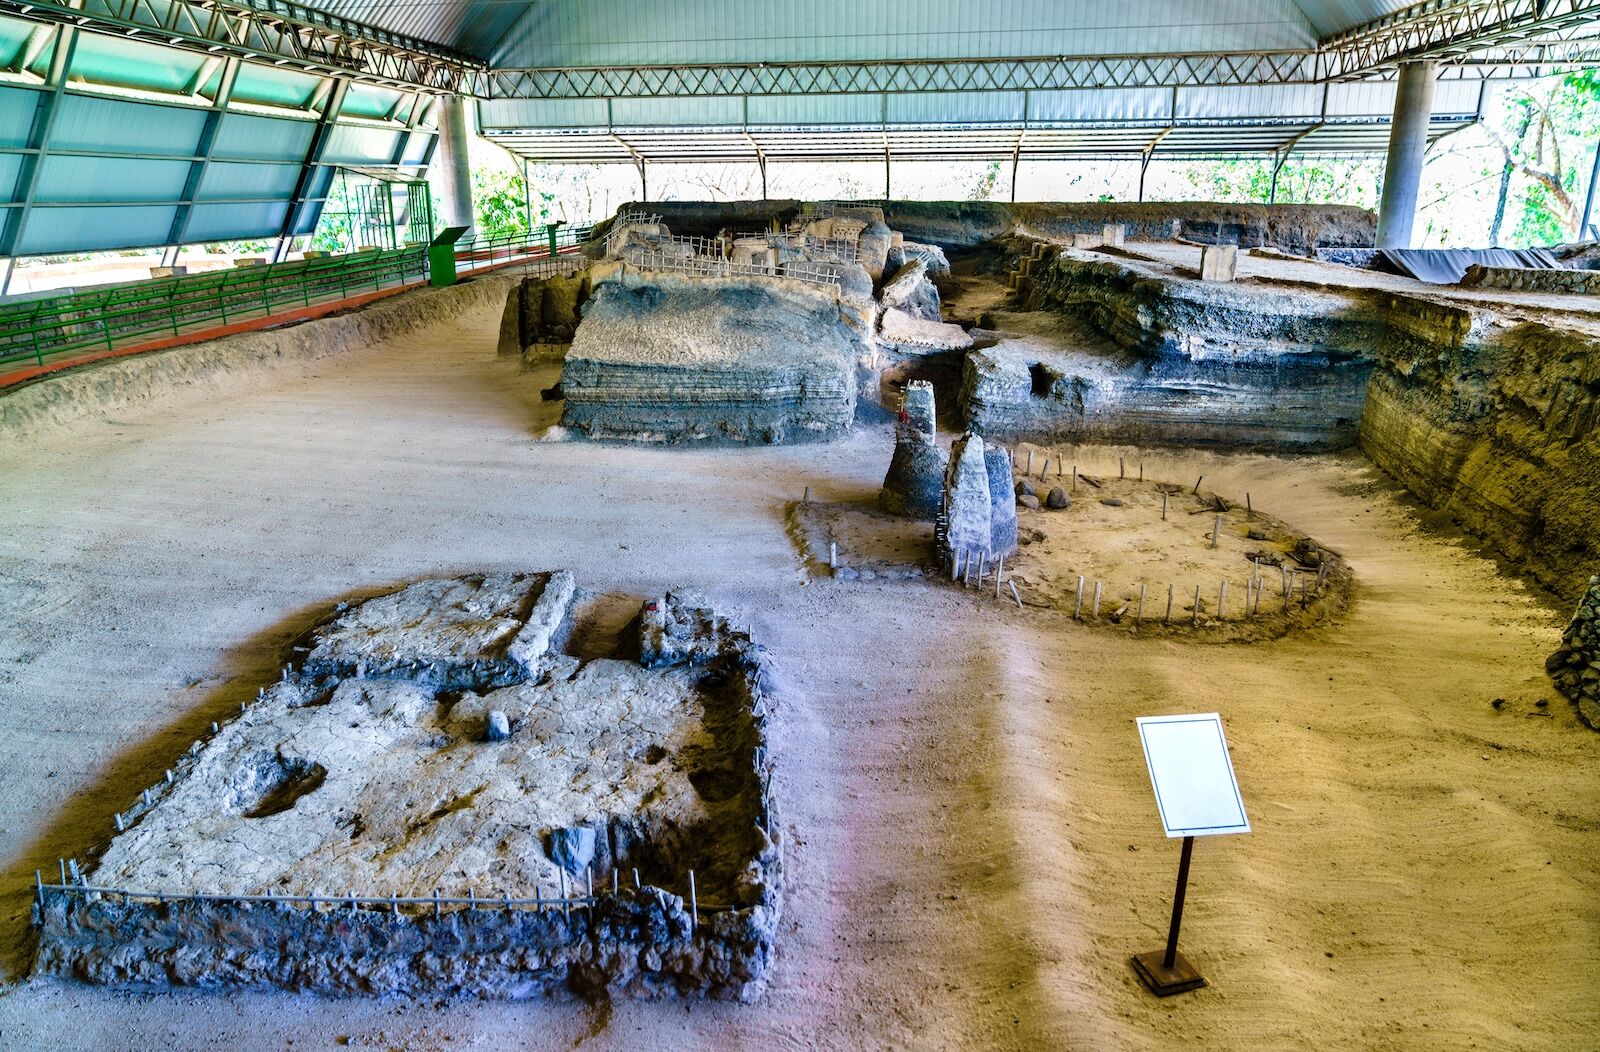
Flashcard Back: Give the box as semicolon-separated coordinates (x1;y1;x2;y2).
1247;529;1269;541
485;710;511;741
1100;498;1124;507
859;569;878;581
1491;698;1505;709
1045;487;1069;509
835;567;859;581
1015;480;1035;498
546;826;597;874
1018;494;1040;510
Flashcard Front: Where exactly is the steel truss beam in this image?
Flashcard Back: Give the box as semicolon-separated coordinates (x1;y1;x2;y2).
1321;0;1600;75
0;0;483;93
483;1;1600;100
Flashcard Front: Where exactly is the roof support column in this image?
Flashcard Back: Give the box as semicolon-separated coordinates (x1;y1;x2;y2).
1375;60;1437;249
434;94;475;229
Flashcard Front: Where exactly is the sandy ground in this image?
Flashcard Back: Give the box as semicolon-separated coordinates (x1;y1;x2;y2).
0;286;1596;1050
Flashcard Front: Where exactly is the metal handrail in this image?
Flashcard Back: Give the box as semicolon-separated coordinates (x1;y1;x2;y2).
0;222;595;373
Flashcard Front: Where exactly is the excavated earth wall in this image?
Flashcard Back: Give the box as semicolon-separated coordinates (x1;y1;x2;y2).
986;243;1600;601
1359;298;1600;602
594;201;1377;254
964;251;1380;451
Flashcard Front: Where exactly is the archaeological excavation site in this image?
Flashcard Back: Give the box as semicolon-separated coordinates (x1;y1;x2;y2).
1;2;1598;1049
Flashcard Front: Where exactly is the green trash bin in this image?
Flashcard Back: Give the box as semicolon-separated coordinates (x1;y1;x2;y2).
428;226;471;287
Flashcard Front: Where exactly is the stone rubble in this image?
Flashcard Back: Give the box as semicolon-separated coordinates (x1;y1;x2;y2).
1547;575;1600;730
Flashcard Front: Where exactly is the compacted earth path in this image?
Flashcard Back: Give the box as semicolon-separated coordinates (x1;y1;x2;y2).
0;288;1594;1050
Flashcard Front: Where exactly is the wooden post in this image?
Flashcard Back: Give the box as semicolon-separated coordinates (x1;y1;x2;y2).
1093;580;1102;619
1166;583;1174;623
1131;835;1205;995
1026;450;1033;476
1162;493;1168;521
1137;583;1147;624
1120;456;1125;479
1219;580;1228;620
1212;514;1221;548
1193;585;1202;626
1075;576;1085;618
1193;476;1203;495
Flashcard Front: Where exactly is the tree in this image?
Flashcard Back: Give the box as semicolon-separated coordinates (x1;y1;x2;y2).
1485;70;1597;238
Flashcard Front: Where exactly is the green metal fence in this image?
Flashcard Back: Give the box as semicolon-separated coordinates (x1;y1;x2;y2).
0;222;595;374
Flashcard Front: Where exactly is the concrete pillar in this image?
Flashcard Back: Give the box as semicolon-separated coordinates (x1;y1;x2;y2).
434;95;475;231
1375;61;1438;249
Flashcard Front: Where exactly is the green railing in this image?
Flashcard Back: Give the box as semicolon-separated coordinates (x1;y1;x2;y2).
0;221;598;375
0;247;427;371
452;223;593;276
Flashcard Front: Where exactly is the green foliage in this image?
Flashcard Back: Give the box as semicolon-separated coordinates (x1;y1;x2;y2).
969;161;1003;201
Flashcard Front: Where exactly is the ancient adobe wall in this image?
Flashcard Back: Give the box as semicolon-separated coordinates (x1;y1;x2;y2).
598;201;1377;254
1359;296;1600;602
35;881;778;1001
559;271;861;444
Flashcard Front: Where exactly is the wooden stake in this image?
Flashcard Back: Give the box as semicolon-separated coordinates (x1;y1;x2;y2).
1219;580;1228;620
1166;583;1174;623
1026;450;1033;475
1120;456;1125;479
803;485;810;504
829;541;837;568
1193;476;1203;495
1162;492;1168;521
1245;492;1252;517
1193;585;1202;626
1072;466;1078;492
1075;576;1085;618
1212;514;1222;548
1137;583;1147;624
1092;580;1102;619
995;554;1005;598
1009;580;1024;609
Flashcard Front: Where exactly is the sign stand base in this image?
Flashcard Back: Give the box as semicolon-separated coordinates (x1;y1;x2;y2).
1130;949;1206;996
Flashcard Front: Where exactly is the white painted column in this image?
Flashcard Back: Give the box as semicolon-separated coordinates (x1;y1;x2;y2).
1375;61;1438;249
434;95;475;231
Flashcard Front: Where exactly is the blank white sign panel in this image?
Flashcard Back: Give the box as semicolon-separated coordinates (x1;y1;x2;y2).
1136;713;1251;838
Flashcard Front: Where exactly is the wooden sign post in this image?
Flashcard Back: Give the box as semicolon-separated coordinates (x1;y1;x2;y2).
1131;713;1250;996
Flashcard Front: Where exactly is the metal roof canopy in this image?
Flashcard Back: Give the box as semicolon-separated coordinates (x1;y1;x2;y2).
472;1;1599;165
0;12;439;259
485;117;1477;166
3;1;1599;261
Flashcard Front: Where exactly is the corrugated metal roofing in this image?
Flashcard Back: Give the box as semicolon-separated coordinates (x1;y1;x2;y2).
312;1;1424;65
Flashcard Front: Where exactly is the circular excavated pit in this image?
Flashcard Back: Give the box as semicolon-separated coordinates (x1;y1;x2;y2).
791;460;1350;642
1002;472;1351;640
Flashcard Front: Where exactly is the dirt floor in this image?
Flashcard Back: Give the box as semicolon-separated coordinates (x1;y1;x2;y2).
0;284;1596;1050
